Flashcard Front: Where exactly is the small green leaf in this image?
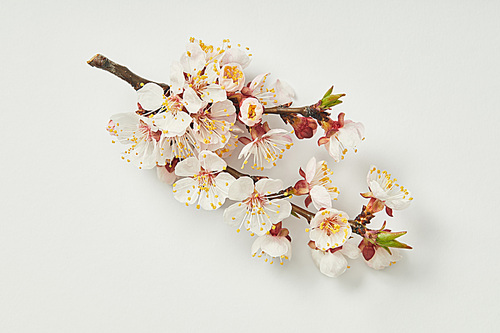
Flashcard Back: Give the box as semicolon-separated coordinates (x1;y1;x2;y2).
377;231;407;243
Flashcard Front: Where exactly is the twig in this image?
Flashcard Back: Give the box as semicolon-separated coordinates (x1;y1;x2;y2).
87;54;169;91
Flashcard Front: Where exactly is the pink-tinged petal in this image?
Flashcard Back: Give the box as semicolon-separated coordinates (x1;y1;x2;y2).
214;172;235;199
260;236;290;258
109;112;140;143
340;241;361;259
174;157;200;177
310;185;332;210
198;150;226;172
273;79;295;105
320;252;348;277
173;177;199;205
221;47;251;68
228;177;255;201
248;73;269;93
183;87;203;113
156;166;177;185
304;157;317;183
201;84;227;103
170;61;185;95
137;83;164;111
223;201;248;227
255;178;283;195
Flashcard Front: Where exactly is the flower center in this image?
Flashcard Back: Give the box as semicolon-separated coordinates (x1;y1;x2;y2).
319;217;341;236
223;65;243;84
247;105;257;120
194;170;215;191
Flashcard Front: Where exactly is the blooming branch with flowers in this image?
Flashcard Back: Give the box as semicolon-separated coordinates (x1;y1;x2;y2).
89;38;414;277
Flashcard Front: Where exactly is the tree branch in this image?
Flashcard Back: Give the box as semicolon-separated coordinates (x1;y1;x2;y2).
87;54;169;92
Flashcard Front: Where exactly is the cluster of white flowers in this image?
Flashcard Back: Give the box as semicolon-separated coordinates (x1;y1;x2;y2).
103;38;413;278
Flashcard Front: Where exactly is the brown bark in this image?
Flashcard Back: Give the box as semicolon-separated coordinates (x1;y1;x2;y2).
87;54;169;92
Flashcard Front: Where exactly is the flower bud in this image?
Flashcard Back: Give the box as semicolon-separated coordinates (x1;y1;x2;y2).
290;115;317;139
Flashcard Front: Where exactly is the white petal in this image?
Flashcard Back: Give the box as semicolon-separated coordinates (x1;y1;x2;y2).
311;249;325;269
340;241;361;259
201;84;227;103
274;79;295;105
180;42;205;75
198;150;226;172
320;252;347;277
137;83;164;111
251;236;264;255
228;177;255;201
255;178;283;195
170;61;185;95
222;48;251;68
155;111;192;137
214;172;236;199
304;157;317;183
183;87;203;113
337;122;364;148
173;178;199;205
223;202;248;227
267;199;292;221
175;157;200;176
310;185;332;210
260;236;290;258
327;138;342;162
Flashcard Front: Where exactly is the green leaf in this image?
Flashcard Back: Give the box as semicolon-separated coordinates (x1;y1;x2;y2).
322;86;334;99
377;239;412;250
377;231;407;243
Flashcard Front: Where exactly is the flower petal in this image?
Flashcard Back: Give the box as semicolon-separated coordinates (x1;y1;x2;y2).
137;83;164;111
156;165;177;184
304;157;317;183
173;177;199;205
170;61;185;95
320;252;348;277
223;201;248;227
201;84;227;103
174;157;200;176
255;178;283;195
214;172;236;199
198;150;226;172
183;87;203;113
310;185;332;210
228;177;255;201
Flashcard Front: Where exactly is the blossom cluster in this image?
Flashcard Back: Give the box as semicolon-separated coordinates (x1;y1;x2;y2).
102;38;413;278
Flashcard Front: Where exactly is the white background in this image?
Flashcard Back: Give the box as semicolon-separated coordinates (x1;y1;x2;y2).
1;1;499;332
